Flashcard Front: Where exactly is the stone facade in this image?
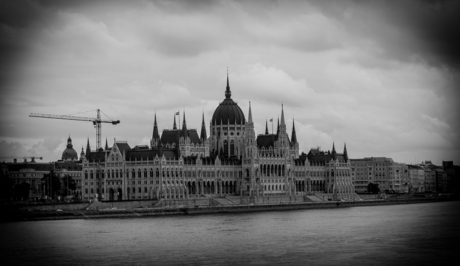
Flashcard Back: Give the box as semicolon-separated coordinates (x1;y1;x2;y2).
81;76;354;201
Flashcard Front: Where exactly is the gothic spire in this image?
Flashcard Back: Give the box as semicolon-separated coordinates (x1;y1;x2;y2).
291;119;297;144
276;117;280;136
152;113;160;140
86;138;91;159
248;101;253;123
173;113;177;130
200;112;207;141
105;138;109;150
332;142;337;161
265;120;269;134
343;143;348;163
182;111;188;138
280;104;285;126
225;69;231;99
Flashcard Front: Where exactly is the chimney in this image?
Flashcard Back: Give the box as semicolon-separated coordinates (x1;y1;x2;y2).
13;158;17;163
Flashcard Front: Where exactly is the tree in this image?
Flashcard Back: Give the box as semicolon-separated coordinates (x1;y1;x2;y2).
42;170;61;198
62;175;76;197
0;163;14;200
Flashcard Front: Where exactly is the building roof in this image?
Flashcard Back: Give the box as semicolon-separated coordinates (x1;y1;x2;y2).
256;134;277;148
55;161;82;171
6;162;53;172
307;148;347;163
125;148;178;160
160;129;201;146
211;74;246;125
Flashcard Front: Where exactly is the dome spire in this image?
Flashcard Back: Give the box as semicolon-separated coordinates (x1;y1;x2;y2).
225;68;231;99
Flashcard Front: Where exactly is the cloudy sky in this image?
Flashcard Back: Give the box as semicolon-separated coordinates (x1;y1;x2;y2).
1;0;459;165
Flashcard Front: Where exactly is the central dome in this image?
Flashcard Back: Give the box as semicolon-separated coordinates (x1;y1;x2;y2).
62;136;78;161
211;74;246;125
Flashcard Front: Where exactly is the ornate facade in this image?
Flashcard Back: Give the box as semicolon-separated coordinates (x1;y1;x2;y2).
81;75;355;201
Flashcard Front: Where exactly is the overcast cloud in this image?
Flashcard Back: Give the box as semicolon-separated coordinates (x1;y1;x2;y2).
0;0;459;165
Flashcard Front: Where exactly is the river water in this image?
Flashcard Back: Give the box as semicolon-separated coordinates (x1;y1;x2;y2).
1;201;459;265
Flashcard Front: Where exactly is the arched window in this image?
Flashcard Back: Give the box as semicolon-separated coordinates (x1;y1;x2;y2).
144;169;147;178
150;169;153;178
144;187;147;193
230;140;235;156
224;140;228;155
116;169;119;178
132;169;135;178
90;170;93;179
84;171;88;179
138;169;141;178
156;168;159;177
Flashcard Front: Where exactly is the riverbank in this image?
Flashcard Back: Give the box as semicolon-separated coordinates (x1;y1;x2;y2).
2;195;457;222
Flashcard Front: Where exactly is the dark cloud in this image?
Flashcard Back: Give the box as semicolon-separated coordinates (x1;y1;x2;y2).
312;0;460;70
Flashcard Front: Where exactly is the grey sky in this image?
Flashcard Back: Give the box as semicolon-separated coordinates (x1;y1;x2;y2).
1;0;459;165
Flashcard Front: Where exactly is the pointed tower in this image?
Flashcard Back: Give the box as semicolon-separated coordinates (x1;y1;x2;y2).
276;117;280;136
105;138;109;150
243;101;256;158
280;104;286;127
290;119;300;159
332;142;337;161
181;111;188;139
80;146;85;160
173;113;177;130
152;113;160;148
343;143;348;163
200;112;207;141
85;138;91;159
265;120;269;134
291;120;297;144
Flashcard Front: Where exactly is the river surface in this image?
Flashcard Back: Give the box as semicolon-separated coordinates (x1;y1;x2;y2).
1;201;459;265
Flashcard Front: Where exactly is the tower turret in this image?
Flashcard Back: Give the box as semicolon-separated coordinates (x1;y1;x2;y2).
332;142;337;161
85;138;91;159
181;111;188;138
200;112;207;141
173;113;177;130
343;143;348;163
291;119;297;144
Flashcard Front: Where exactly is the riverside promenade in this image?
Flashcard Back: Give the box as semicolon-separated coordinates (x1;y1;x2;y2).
2;193;457;222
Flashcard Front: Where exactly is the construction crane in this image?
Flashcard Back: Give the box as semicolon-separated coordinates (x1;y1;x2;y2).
29;109;120;150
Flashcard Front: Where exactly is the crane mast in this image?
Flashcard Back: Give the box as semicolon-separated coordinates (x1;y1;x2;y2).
29;109;120;151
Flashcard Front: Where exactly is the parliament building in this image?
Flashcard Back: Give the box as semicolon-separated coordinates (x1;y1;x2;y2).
81;75;355;202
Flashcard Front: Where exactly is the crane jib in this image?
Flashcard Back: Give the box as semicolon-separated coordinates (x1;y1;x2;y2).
29;111;120;150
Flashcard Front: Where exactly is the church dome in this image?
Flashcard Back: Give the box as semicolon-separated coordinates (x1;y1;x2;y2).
211;74;246;125
62;136;78;161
